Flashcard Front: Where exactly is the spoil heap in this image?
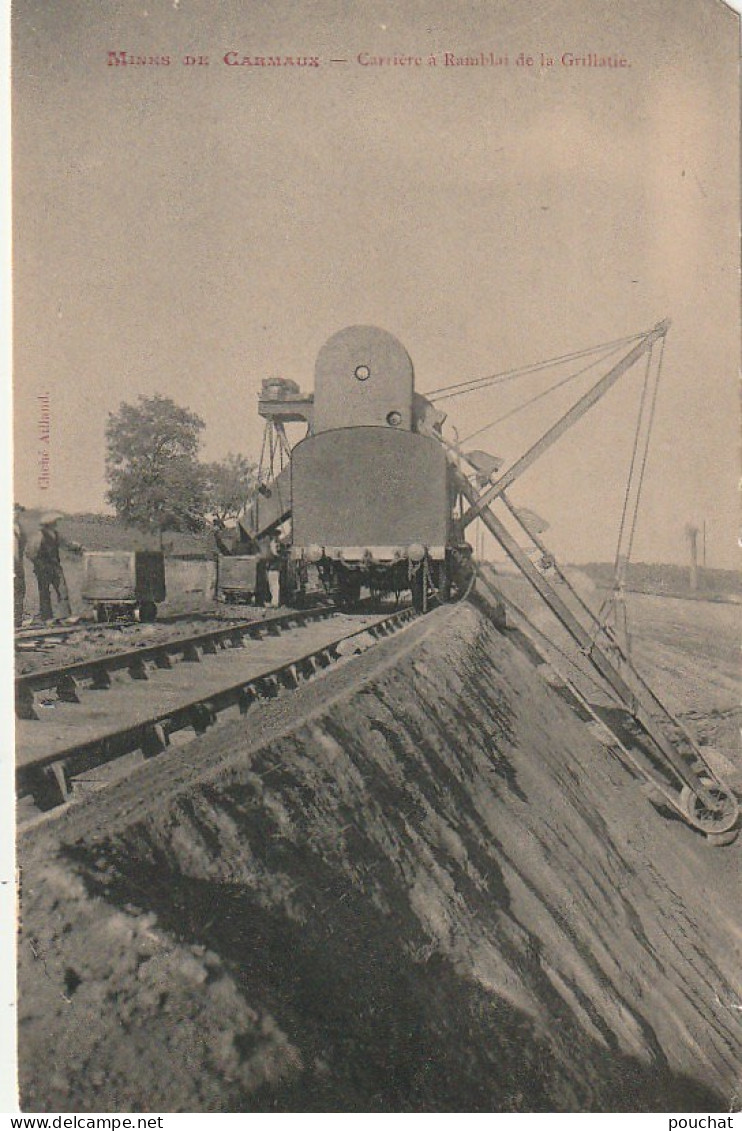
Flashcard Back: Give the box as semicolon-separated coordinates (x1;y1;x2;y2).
17;594;740;1112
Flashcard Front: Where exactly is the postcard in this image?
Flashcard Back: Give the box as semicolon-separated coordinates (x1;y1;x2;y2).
6;0;741;1117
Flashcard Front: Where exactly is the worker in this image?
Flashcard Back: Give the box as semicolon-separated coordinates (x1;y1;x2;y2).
266;535;284;608
25;512;81;623
253;536;271;606
13;504;27;628
212;518;235;558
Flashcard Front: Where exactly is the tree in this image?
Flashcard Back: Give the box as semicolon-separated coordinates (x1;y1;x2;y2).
105;395;207;539
203;453;258;524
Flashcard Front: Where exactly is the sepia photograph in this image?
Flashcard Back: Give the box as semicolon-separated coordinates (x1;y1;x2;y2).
6;0;742;1115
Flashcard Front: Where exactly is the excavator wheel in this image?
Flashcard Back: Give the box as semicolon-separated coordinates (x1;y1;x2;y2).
704;827;739;848
679;775;739;840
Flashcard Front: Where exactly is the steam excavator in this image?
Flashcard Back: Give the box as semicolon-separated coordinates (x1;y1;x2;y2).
237;321;739;844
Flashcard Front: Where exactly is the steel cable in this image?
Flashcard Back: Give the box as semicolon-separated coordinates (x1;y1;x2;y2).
425;330;646;403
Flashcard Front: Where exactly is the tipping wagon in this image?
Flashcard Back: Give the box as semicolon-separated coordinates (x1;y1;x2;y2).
81;550;166;622
216;554;261;603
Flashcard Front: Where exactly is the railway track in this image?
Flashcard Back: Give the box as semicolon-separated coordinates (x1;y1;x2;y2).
14;601;308;655
15;604;335;697
15;601;418;816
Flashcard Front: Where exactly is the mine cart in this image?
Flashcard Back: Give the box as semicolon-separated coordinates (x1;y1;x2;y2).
216;554;261;603
81;550;166;622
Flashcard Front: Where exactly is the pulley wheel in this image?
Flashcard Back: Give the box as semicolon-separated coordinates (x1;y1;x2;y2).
679;775;739;838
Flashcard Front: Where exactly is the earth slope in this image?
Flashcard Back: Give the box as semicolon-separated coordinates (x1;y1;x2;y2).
17;594;741;1112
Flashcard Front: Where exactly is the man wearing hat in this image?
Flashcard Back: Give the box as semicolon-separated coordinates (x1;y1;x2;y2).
25;512;81;623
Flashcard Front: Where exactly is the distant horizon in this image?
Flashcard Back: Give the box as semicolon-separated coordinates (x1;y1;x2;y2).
15;505;740;578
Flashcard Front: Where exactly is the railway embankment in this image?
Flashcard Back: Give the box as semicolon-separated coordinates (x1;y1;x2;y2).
17;592;741;1112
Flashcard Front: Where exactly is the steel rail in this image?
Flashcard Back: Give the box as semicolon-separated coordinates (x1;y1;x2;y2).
17;605;418;812
14;608;262;644
15;605;339;717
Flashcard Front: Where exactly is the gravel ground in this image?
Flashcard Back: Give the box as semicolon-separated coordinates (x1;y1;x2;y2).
15;605;320;676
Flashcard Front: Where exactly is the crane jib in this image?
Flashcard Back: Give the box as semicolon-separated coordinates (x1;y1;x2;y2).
461;319;671;530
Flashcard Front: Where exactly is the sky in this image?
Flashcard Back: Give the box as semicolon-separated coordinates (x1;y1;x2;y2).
10;0;741;567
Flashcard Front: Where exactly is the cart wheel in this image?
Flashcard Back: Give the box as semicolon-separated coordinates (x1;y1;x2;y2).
138;600;158;623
